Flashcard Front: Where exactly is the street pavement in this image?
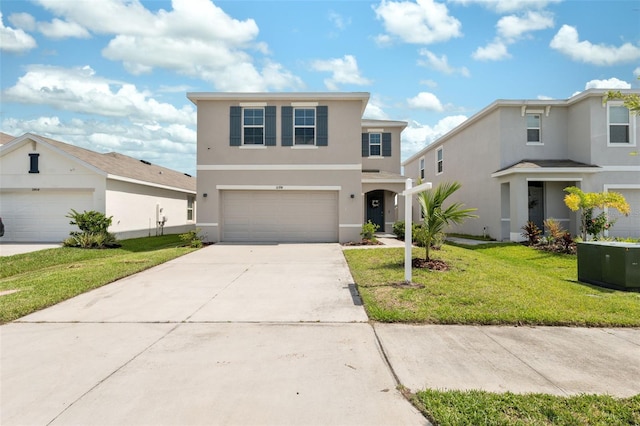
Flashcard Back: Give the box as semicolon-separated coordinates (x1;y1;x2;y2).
1;241;639;426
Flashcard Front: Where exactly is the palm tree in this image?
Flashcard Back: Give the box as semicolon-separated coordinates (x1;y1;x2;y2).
417;181;477;261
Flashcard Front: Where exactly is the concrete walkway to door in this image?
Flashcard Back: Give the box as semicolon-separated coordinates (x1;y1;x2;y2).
1;244;427;426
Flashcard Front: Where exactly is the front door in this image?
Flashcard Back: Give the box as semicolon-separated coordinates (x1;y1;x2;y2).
366;191;385;231
528;182;544;231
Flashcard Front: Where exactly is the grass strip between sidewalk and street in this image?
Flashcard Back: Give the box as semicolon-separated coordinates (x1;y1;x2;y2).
411;389;640;426
343;244;640;326
0;235;198;324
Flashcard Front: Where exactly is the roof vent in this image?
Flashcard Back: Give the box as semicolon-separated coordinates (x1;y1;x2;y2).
184;173;192;177
140;159;151;165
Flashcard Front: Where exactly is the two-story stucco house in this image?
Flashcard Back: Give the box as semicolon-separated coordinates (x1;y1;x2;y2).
0;133;196;242
187;92;408;243
403;89;640;241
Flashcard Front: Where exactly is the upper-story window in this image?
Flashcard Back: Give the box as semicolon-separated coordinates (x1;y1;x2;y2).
419;157;425;179
436;147;443;175
243;108;264;145
294;108;316;145
369;133;381;156
526;113;541;143
608;103;631;145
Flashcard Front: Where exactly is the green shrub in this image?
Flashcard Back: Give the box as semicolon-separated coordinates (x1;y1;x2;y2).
392;221;424;244
179;229;203;248
67;209;113;234
63;231;119;249
360;221;379;241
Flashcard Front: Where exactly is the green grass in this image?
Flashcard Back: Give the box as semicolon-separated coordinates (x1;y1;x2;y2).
0;235;198;323
343;244;640;326
412;389;640;426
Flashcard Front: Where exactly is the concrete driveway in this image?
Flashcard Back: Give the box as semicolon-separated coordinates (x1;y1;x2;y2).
1;243;427;426
0;243;62;256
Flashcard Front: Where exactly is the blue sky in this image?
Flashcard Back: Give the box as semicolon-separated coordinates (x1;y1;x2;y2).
1;0;639;176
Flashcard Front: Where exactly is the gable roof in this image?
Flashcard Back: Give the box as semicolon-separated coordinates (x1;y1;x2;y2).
1;133;195;193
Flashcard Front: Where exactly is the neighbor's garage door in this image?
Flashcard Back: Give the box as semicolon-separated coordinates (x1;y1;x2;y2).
222;190;338;242
0;190;94;242
609;189;640;239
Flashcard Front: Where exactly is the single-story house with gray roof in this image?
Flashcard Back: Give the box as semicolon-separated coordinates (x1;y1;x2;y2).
0;132;196;242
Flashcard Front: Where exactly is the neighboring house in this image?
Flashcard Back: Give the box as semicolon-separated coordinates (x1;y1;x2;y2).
403;89;640;241
187;92;408;243
0;133;196;242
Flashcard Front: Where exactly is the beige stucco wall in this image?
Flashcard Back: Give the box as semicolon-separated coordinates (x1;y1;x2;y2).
106;179;195;239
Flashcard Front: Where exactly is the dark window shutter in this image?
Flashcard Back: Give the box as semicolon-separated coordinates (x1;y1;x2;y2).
382;133;392;157
29;153;40;173
316;106;328;146
282;106;293;146
361;133;369;157
230;106;241;146
265;106;276;146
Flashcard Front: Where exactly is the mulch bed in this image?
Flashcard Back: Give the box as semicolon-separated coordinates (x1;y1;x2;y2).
412;257;450;271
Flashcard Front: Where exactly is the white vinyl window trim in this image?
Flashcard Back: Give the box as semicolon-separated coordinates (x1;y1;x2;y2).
435;147;443;175
369;133;382;157
526;113;542;145
419;157;425;179
607;102;636;147
242;108;265;145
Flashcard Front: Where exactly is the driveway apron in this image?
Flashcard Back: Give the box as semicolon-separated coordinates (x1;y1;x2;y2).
1;243;427;426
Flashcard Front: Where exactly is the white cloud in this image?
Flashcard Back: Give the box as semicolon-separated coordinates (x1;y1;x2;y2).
363;95;389;120
3;65;196;126
328;10;351;31
33;0;303;91
1;116;197;175
634;67;640;78
418;49;470;76
310;55;372;90
38;18;91;39
472;39;510;61
8;13;36;31
373;0;462;45
401;115;467;159
496;11;553;41
449;0;561;14
0;12;37;53
550;25;640;66
537;95;554;100
420;79;438;88
407;92;444;111
584;78;631;90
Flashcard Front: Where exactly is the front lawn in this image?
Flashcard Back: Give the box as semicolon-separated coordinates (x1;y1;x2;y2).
343;244;640;326
0;235;198;324
412;389;640;426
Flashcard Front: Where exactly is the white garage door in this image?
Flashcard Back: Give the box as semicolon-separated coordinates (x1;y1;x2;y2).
0;190;94;242
609;189;640;239
222;190;338;242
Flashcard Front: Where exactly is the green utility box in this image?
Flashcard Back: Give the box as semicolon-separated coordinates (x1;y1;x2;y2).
577;242;640;291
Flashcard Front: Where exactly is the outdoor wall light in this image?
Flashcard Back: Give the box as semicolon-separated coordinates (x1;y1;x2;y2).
350;194;355;198
203;193;208;198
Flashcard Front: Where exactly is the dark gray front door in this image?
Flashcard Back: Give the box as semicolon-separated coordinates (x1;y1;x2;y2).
528;182;544;231
366;191;384;230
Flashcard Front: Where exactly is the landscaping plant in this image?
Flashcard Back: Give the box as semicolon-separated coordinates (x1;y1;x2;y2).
521;221;542;245
63;209;119;248
563;187;630;241
416;181;477;262
179;229;204;248
360;220;380;243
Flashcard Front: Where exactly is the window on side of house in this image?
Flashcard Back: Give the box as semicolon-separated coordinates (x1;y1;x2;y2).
419;157;425;179
369;133;381;156
608;103;631;144
187;196;195;221
526;113;541;143
243;108;264;145
294;108;316;145
29;153;40;173
436;147;443;174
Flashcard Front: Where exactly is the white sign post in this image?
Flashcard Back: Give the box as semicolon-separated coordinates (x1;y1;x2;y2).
402;178;432;283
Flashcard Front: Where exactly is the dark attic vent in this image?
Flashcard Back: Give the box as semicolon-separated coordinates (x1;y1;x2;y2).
140;159;151;165
184;173;192;177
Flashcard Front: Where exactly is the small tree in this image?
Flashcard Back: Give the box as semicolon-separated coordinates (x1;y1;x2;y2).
563;187;630;241
417;181;477;261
